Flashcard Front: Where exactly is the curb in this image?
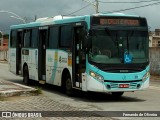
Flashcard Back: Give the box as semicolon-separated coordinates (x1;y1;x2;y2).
0;82;39;97
0;60;8;64
0;89;39;97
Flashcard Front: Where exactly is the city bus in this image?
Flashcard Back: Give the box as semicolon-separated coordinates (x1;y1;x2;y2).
9;13;150;97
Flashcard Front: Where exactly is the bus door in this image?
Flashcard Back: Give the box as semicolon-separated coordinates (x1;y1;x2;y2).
16;30;23;75
38;27;48;83
72;26;86;88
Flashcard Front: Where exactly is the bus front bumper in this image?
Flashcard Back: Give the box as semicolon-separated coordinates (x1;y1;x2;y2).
86;76;150;93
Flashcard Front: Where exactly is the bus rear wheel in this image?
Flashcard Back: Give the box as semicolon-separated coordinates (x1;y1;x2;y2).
112;92;124;97
23;66;30;85
65;77;74;96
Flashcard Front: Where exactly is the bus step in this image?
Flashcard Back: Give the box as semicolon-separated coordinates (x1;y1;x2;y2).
39;80;46;84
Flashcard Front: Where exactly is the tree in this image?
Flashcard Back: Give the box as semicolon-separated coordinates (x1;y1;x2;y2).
3;34;9;39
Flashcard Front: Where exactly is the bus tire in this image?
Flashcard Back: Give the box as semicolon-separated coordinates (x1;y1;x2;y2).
23;66;30;85
66;77;74;96
112;92;124;97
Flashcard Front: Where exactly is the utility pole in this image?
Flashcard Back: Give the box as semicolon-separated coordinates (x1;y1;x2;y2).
95;0;99;13
83;0;99;13
35;15;37;21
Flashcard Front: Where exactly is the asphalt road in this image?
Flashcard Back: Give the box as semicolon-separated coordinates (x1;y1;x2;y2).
1;62;160;119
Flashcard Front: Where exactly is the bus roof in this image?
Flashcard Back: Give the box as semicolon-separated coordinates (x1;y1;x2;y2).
96;12;139;17
10;13;142;29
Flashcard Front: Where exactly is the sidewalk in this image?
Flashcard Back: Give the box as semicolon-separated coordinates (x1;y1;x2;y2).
0;79;38;97
0;61;38;97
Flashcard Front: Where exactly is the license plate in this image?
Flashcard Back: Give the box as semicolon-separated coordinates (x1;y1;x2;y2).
119;84;129;88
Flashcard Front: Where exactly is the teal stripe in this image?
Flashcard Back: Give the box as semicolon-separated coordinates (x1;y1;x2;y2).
51;51;58;81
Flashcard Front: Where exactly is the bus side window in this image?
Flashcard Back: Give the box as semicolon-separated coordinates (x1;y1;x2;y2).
31;28;38;48
10;30;17;48
48;26;59;49
60;25;73;48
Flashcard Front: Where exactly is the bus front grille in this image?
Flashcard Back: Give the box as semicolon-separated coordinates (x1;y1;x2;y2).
105;81;141;89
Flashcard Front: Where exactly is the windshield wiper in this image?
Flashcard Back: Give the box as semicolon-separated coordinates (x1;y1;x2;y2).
105;28;123;63
127;30;134;54
126;30;134;54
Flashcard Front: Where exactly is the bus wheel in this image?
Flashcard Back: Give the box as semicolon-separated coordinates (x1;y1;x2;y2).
112;92;124;97
23;66;30;85
66;77;73;96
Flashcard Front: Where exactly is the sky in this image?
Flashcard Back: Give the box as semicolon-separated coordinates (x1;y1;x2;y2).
0;0;160;34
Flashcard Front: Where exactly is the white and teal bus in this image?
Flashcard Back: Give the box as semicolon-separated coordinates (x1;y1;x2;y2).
9;13;150;96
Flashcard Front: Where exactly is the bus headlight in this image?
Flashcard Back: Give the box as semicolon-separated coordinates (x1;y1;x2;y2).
142;72;150;82
89;71;104;83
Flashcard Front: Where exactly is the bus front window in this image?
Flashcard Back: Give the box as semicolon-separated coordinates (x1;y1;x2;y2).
88;29;148;64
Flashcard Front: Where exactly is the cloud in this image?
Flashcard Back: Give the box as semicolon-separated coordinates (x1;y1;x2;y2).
0;0;159;33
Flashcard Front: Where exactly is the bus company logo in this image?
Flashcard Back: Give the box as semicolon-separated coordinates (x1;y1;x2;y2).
59;56;67;63
122;75;126;80
135;75;138;79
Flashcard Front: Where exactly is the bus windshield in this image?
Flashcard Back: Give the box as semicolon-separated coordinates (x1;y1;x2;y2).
88;29;148;64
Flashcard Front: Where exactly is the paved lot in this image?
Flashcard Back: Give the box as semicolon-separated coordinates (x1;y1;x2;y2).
0;96;116;120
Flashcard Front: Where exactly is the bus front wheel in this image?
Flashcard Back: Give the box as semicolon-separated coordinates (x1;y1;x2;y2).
23;66;30;85
111;92;124;97
66;78;74;96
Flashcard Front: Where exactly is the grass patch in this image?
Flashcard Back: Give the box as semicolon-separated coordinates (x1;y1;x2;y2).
34;86;42;94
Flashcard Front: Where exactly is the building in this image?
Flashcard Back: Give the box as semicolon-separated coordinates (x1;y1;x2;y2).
149;29;160;47
149;29;160;75
149;31;154;47
0;38;8;61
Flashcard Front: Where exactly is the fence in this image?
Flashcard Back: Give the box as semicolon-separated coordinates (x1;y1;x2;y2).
149;47;160;75
0;50;8;61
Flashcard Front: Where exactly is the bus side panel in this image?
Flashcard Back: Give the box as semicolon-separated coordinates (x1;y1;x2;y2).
46;49;55;84
22;49;32;79
57;51;72;85
46;50;72;86
46;50;62;86
9;48;17;74
30;49;38;81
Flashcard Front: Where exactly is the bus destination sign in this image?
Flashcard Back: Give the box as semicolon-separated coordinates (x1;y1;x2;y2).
99;19;140;26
